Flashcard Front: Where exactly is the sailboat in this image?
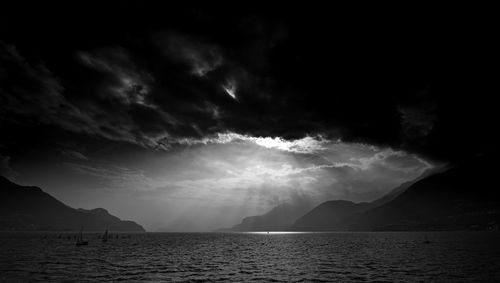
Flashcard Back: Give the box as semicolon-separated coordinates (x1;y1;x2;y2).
76;227;89;246
102;229;109;242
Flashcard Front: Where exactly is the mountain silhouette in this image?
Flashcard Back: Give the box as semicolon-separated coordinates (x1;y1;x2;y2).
291;156;500;231
0;176;145;231
289;172;426;231
224;201;314;231
291;200;372;231
343;160;500;230
225;169;436;232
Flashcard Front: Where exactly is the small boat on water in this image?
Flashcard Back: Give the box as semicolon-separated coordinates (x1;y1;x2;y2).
102;229;109;242
422;235;431;244
76;227;89;246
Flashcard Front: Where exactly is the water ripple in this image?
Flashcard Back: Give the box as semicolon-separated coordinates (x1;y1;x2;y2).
1;231;500;282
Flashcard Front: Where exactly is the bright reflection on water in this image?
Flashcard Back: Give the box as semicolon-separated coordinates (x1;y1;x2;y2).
244;231;312;235
1;231;500;282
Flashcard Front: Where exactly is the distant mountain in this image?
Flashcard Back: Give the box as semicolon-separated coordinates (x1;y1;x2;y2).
224;169;436;232
343;161;500;231
0;176;145;231
291;157;500;231
291;200;371;231
369;167;443;208
224;201;314;231
290;169;436;231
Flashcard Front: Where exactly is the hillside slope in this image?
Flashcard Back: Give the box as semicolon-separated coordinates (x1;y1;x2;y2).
0;176;145;231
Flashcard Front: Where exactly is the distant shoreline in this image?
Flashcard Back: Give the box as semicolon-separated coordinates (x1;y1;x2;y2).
1;230;498;234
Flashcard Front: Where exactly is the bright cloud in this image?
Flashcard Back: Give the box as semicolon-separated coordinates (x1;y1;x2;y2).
174;132;329;154
222;79;237;99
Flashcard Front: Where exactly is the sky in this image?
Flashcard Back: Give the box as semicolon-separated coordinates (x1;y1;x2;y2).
0;3;497;231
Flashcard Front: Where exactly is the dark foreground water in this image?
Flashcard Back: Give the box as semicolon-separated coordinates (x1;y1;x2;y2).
1;232;500;282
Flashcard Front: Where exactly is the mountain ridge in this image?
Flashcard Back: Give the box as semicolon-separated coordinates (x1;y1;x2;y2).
224;201;315;231
0;176;145;231
225;168;438;232
290;158;500;231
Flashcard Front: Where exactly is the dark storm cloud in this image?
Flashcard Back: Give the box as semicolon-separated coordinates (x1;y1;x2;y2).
77;47;154;105
0;10;327;153
0;43;159;149
1;5;498;162
0;42;66;122
161;33;223;77
0;155;18;180
1;36;239;150
399;106;437;142
0;42;174;150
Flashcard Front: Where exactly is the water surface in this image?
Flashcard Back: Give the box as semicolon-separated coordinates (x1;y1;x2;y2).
1;231;499;282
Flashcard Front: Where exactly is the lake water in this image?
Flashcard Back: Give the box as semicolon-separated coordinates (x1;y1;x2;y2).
1;231;499;282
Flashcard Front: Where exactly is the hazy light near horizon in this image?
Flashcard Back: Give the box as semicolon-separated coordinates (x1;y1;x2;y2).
56;135;433;231
243;232;312;235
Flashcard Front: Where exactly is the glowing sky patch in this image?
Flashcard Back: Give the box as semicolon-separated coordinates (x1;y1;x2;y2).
47;137;435;231
175;132;328;154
